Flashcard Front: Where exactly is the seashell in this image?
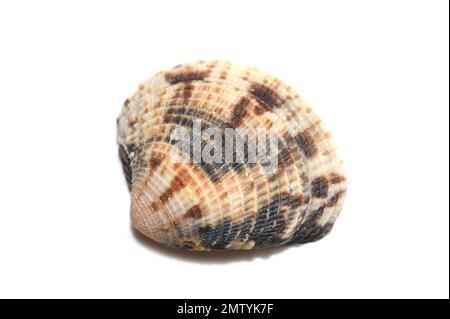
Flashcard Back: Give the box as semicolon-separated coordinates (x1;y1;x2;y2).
117;61;347;250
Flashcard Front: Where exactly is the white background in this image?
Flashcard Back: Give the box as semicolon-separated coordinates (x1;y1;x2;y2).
0;0;448;299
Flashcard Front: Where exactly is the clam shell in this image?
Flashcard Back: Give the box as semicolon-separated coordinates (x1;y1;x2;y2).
117;61;346;250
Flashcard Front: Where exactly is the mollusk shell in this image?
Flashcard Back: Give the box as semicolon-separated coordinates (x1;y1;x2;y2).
117;61;346;250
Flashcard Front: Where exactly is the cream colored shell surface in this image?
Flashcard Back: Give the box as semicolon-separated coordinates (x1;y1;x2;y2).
117;61;347;250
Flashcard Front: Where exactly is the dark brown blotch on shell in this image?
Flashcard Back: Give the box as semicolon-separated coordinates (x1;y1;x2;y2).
330;173;346;184
295;131;318;159
290;194;304;209
227;96;250;127
249;83;283;112
159;170;189;204
165;71;210;85
311;176;329;198
183;205;203;219
149;155;163;171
